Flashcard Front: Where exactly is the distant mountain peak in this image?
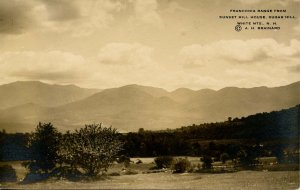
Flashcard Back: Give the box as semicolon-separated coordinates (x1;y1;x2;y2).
172;88;194;93
0;81;101;109
0;80;299;133
8;80;44;86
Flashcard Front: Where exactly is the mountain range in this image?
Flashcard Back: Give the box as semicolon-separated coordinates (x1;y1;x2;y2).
0;81;299;133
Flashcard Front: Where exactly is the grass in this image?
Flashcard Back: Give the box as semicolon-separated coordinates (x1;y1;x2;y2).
1;158;299;189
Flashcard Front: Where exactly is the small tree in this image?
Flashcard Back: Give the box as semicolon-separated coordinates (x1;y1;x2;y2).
58;124;123;176
201;155;213;170
25;122;60;174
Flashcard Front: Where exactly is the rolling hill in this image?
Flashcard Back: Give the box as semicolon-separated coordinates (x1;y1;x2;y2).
0;81;101;109
0;81;299;132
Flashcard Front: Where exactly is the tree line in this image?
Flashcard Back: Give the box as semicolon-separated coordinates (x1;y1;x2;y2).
0;105;300;176
123;105;299;157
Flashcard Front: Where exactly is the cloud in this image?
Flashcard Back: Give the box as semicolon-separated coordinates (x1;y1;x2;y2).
34;0;126;37
97;43;154;66
287;64;300;73
164;2;189;13
41;0;80;22
175;38;300;89
129;0;163;28
0;44;158;88
66;0;126;36
0;0;165;36
0;0;126;36
0;0;35;34
235;0;262;5
293;19;300;33
179;39;300;66
0;51;87;83
235;0;300;5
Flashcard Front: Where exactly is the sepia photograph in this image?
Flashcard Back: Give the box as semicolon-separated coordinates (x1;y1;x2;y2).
0;0;299;189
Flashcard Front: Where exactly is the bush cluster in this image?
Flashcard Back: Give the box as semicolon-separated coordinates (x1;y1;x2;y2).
172;158;191;173
23;122;123;181
154;156;174;169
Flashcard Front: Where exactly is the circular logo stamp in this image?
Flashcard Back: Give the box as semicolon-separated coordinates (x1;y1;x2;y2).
235;25;242;32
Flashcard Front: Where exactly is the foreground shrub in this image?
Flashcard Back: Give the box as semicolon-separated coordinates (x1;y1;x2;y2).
58;124;123;176
172;158;191;173
0;165;17;182
154;156;174;169
201;156;213;169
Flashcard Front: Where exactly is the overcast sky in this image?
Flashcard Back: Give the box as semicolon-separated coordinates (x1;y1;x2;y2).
0;0;299;90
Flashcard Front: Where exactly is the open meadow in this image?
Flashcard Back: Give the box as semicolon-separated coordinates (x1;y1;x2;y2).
1;158;299;189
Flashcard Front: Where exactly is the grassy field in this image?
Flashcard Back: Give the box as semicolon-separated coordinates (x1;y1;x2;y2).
1;158;299;189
